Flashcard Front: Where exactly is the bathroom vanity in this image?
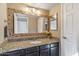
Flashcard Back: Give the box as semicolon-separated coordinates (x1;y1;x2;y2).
0;42;59;56
0;38;59;56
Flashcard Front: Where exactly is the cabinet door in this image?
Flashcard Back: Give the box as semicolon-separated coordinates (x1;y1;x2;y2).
51;46;59;56
26;46;39;54
26;52;39;56
40;49;50;56
19;49;26;56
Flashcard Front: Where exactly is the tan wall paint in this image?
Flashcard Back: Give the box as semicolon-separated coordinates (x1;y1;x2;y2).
49;4;61;38
0;3;7;44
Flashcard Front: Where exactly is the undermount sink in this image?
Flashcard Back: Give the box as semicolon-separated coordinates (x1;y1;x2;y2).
30;41;42;44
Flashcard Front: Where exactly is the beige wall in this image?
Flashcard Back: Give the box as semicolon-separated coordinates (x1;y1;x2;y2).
0;3;7;44
49;4;61;38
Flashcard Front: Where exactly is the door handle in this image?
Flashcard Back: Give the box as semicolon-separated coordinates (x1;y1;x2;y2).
63;36;67;39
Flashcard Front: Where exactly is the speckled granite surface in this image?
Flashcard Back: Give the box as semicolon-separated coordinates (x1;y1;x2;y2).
0;38;59;53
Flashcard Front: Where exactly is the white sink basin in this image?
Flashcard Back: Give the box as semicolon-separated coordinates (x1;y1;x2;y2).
30;41;42;44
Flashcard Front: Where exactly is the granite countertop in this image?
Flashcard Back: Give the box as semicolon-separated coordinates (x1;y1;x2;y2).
0;38;59;53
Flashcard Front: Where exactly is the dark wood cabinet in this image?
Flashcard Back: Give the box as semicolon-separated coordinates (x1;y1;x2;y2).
50;42;59;56
0;49;26;56
51;46;59;56
26;46;39;56
50;43;59;56
40;49;50;56
26;46;39;54
0;53;7;56
0;42;59;56
27;52;39;56
40;45;50;50
39;44;50;56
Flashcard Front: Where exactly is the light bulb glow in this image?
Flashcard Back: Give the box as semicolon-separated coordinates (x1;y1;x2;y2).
26;7;41;16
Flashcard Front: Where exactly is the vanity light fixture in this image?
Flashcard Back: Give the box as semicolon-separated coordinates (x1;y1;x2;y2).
26;7;32;14
26;7;29;11
36;10;41;16
26;7;41;16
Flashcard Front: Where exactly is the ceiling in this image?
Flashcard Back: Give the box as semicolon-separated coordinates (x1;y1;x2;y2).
25;3;57;10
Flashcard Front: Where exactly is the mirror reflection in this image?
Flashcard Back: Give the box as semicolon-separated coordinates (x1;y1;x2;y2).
14;13;48;34
50;13;58;31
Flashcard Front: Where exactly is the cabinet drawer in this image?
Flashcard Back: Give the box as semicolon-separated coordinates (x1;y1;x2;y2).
0;53;8;56
26;46;39;53
40;49;50;56
26;52;39;56
51;42;59;48
1;49;26;56
4;51;20;56
40;44;50;50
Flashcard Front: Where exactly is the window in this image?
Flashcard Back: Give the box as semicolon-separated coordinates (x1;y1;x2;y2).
50;19;57;30
50;13;58;31
14;13;28;34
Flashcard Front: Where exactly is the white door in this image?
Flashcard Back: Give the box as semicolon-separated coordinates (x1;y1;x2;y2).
61;3;79;56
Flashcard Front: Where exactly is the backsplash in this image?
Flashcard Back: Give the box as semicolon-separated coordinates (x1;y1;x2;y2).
8;33;48;42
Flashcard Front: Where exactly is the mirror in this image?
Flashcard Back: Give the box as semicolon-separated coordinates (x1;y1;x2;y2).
50;13;58;31
13;13;48;34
